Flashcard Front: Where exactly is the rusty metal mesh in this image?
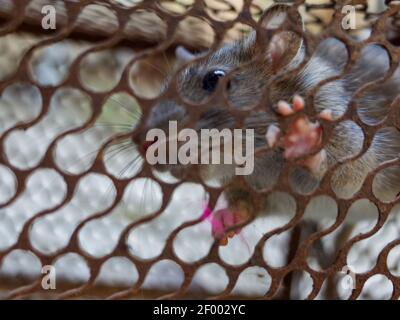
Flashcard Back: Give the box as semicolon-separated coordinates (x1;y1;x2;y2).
0;0;400;300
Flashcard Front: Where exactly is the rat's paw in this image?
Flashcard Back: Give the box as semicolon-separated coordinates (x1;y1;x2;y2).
283;116;322;160
270;94;333;176
210;207;249;246
266;117;327;174
283;116;330;176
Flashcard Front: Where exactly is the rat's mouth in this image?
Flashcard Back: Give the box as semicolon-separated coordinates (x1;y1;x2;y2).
140;125;257;179
150;162;192;182
137;108;256;178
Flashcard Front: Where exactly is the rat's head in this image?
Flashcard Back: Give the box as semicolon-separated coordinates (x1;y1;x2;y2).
173;4;304;109
134;5;304;180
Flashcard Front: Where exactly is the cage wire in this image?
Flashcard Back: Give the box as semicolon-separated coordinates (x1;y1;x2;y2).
0;0;399;300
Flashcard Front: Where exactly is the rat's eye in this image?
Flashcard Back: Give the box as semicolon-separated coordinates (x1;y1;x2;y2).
202;69;227;92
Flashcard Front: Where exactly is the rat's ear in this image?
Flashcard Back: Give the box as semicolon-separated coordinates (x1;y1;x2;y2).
175;46;196;64
257;4;304;72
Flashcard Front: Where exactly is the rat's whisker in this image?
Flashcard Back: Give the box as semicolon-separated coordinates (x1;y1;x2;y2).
142;59;167;77
111;154;143;210
93;123;134;130
100;145;141;210
104;143;135;162
118;152;142;179
162;50;172;73
63;138;132;172
109;96;142;121
138;177;149;215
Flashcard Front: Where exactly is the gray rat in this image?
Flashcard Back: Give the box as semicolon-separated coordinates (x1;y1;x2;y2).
134;4;400;245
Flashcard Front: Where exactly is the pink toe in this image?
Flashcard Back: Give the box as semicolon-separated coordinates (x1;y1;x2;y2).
210;209;238;239
211;217;225;238
318;109;333;121
266;124;281;148
293;95;305;111
277;101;294;116
201;206;212;221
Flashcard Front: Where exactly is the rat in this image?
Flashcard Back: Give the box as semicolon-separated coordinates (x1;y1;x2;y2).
134;4;400;245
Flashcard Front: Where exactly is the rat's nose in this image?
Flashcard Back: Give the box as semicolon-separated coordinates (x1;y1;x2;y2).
132;133;157;155
139;137;158;155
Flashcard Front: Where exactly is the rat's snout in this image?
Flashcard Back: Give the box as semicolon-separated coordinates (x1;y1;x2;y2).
132;130;158;156
140;137;158;154
132;100;187;157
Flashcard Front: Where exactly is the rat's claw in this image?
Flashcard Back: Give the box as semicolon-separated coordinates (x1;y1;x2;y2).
275;94;305;117
276;100;295;116
293;94;305;112
266;124;281;148
272;95;329;177
318;109;334;121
